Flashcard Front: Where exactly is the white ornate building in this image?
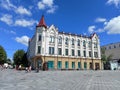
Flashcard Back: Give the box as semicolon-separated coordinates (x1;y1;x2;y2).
27;15;101;70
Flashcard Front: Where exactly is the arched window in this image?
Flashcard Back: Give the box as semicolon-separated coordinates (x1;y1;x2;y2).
83;40;86;47
58;36;62;44
72;38;74;45
65;37;68;45
77;39;80;46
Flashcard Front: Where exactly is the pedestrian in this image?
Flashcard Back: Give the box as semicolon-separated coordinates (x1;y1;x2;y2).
36;67;39;73
29;66;31;72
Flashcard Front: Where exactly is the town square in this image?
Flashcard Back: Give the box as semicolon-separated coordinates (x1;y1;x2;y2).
1;69;120;90
1;0;120;90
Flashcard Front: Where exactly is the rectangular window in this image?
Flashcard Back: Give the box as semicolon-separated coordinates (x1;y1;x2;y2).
65;61;69;69
38;35;41;41
72;62;75;69
78;50;80;56
49;47;54;54
37;46;41;54
48;61;54;69
58;48;62;55
65;49;68;56
94;52;98;58
49;36;55;43
88;41;92;48
94;43;97;48
72;49;75;56
84;62;87;69
57;61;62;69
89;51;92;57
78;62;81;69
83;51;86;57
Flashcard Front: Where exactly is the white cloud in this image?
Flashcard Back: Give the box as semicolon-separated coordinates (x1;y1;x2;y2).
47;6;57;13
88;25;96;33
38;2;46;10
0;0;16;10
15;36;29;46
88;25;105;34
38;0;57;13
107;0;120;7
15;6;32;16
0;0;32;16
15;19;37;27
95;17;107;23
0;14;13;25
104;16;120;34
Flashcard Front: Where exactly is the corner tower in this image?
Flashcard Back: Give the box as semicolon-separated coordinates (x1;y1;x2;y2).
36;15;47;33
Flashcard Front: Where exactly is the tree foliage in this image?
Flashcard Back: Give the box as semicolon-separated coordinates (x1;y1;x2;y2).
0;45;7;64
13;49;29;66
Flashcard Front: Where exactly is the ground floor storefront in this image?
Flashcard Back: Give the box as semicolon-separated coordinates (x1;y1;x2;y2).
30;56;102;70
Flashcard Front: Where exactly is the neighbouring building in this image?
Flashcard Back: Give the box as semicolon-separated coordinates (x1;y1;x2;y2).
27;15;101;70
101;42;120;70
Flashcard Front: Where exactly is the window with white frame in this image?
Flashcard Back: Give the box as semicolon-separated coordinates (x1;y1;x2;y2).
49;47;54;54
83;40;86;48
72;49;75;56
78;50;80;56
65;49;68;56
38;34;42;41
88;41;92;48
94;43;97;48
65;37;68;45
49;36;55;43
94;52;98;58
37;46;41;54
58;48;62;55
83;50;86;57
58;36;62;44
89;51;92;57
77;39;80;46
72;38;74;45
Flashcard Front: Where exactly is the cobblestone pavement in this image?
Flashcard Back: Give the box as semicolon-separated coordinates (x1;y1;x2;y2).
0;69;120;90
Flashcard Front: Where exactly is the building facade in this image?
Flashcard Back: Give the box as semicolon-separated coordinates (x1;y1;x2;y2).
101;42;120;60
101;42;120;70
27;16;102;70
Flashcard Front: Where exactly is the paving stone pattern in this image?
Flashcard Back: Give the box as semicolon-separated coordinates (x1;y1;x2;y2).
0;69;120;90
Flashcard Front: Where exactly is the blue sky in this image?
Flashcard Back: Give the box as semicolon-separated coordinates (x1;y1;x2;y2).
0;0;120;59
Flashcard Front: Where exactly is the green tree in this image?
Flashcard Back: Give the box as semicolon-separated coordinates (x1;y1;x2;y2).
22;53;29;67
0;45;7;64
13;50;29;67
13;49;25;65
